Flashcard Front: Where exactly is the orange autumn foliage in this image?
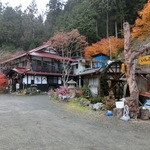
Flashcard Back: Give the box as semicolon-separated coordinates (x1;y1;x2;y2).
132;0;150;39
84;36;124;58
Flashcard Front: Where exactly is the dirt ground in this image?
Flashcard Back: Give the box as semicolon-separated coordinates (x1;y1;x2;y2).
0;94;149;150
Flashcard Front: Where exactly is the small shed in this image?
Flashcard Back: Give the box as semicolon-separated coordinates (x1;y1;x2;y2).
92;53;109;67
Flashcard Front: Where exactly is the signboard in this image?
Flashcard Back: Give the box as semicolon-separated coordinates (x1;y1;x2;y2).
138;55;150;65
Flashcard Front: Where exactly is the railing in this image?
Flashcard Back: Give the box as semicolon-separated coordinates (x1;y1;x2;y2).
32;66;63;74
31;66;74;74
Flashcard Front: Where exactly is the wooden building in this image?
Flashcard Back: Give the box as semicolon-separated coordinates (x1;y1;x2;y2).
0;45;76;92
72;53;127;99
135;49;150;100
72;51;150;100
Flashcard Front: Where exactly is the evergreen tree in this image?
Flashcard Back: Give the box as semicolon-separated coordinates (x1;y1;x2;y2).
45;0;63;37
0;6;23;47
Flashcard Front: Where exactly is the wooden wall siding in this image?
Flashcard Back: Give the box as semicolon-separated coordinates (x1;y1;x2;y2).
26;56;31;69
148;77;150;91
0;56;28;71
135;49;150;73
137;76;149;92
83;74;101;96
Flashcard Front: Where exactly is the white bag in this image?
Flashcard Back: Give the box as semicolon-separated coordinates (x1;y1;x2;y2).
120;105;130;121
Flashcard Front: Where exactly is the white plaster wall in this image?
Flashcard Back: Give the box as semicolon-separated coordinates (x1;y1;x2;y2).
23;75;28;84
41;76;47;84
58;77;62;84
35;76;41;84
73;61;86;75
23;75;47;84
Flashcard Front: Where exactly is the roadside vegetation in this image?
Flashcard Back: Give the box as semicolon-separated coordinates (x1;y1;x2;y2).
48;85;116;113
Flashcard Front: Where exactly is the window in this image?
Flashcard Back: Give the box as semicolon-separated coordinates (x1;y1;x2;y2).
37;60;41;66
48;77;58;84
76;64;78;69
58;77;62;84
89;78;99;86
31;80;34;84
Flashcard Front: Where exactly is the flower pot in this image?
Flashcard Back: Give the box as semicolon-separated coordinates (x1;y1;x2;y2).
115;101;124;108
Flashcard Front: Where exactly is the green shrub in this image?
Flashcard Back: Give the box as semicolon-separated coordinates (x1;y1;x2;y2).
76;86;91;98
90;96;105;104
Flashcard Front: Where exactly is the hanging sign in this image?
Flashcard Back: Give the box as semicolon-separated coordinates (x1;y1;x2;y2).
138;55;150;65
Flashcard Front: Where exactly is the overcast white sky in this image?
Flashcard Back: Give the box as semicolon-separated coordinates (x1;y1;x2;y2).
1;0;67;14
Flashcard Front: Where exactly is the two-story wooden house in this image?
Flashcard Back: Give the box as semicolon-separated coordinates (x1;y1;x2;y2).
0;45;76;91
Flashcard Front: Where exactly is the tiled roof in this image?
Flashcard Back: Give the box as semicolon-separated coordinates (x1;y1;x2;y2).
30;52;76;62
11;67;76;76
0;45;49;64
0;45;76;64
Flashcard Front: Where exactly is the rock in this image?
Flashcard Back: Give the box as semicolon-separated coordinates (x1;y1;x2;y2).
89;104;94;110
93;103;105;111
79;100;91;106
140;108;150;120
82;101;91;106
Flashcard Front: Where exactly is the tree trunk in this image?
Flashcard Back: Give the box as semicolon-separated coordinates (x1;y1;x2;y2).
113;108;123;118
123;22;150;119
123;22;139;104
96;19;98;38
115;21;118;38
125;97;139;119
123;22;150;103
106;0;109;39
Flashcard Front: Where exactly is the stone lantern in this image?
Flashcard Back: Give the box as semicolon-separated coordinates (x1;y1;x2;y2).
67;79;76;89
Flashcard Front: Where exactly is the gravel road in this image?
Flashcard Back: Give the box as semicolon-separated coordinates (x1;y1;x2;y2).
0;94;149;150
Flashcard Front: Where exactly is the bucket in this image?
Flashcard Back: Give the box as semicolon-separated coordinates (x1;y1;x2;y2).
115;101;124;108
143;100;150;111
106;110;113;116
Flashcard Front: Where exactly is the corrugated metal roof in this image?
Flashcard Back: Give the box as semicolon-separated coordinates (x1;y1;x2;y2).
79;67;103;75
30;52;76;62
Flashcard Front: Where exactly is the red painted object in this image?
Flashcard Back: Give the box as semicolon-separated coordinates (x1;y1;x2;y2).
37;66;42;69
0;44;76;64
140;92;150;97
0;73;8;90
12;67;76;77
30;52;76;62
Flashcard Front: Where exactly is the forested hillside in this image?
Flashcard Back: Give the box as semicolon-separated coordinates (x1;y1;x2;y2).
46;0;147;43
0;0;147;53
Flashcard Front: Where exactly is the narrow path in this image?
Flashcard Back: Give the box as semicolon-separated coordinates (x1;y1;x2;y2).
0;95;149;150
